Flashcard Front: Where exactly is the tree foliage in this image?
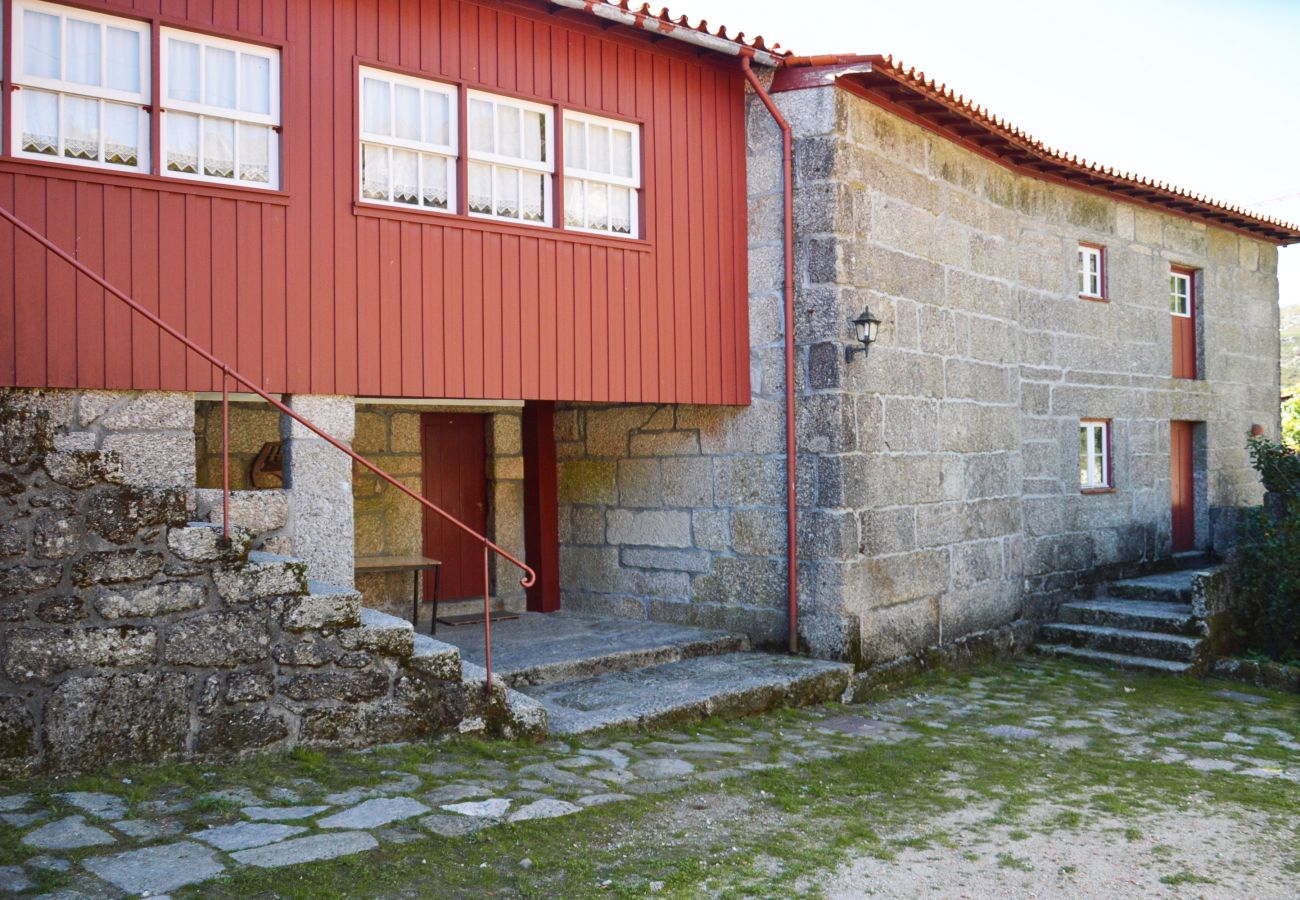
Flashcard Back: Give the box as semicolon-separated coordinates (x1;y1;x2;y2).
1236;437;1300;663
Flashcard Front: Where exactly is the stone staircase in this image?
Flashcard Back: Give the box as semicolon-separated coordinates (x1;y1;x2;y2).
1035;558;1214;675
437;613;854;736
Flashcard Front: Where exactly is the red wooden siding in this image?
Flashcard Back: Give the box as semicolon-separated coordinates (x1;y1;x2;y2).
0;0;751;405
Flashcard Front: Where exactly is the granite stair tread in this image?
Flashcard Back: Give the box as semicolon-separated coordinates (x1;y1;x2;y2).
1039;622;1203;661
520;651;852;736
1058;597;1199;635
1035;643;1193;674
1108;571;1197;603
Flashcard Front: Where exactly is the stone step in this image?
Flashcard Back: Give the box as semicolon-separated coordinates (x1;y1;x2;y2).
1034;643;1194;675
1038;622;1204;662
1057;597;1201;636
280;580;362;631
409;633;462;682
1109;571;1196;603
438;613;751;688
519;651;853;736
346;608;415;659
212;552;309;604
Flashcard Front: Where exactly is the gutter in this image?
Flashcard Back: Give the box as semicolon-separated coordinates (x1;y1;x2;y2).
740;55;799;655
550;0;785;68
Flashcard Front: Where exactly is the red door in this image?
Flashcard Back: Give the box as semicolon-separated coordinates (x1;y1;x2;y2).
1170;421;1195;554
1171;268;1197;379
422;413;488;600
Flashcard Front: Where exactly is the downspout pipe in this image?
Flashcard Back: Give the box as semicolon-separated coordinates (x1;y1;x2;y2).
740;55;799;655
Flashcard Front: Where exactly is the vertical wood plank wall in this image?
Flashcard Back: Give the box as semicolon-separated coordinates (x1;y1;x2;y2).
0;0;752;405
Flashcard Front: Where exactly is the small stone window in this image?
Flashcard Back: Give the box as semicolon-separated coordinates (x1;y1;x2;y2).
1080;419;1112;491
1078;243;1106;300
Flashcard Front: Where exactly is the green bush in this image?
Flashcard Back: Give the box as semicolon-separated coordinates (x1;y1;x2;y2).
1236;437;1300;662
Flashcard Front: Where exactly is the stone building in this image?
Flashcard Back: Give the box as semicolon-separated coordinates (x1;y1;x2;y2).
1;1;1295;773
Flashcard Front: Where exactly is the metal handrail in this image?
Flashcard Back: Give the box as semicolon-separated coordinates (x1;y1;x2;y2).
0;204;533;691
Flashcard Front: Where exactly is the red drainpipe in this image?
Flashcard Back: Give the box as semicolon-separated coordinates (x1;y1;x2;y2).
740;55;799;655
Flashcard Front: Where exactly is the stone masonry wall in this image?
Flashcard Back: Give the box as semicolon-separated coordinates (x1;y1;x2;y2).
555;77;1280;669
0;390;471;776
194;400;281;491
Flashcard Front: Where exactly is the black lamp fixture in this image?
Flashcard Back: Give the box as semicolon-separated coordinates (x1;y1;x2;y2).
846;306;881;362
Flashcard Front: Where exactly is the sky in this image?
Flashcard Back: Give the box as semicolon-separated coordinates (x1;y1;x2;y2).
681;0;1300;306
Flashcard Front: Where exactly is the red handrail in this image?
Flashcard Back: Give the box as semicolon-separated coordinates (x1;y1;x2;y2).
0;204;532;692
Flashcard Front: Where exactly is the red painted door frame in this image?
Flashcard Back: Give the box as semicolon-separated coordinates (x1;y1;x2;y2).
422;412;489;600
523;401;561;613
1170;420;1195;554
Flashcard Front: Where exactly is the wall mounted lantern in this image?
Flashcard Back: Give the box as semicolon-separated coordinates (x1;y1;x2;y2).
846;307;881;362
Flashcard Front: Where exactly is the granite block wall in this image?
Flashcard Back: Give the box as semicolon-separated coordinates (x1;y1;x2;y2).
555;78;1280;668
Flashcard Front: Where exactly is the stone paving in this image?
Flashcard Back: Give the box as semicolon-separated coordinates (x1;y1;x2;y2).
1;658;1298;897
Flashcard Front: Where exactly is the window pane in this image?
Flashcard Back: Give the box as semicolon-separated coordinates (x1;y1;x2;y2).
498;106;521;159
361;144;390;201
586;181;608;231
392;149;418;205
106;27;141;94
612;129;633;178
204;46;237;109
63;96;100;161
240;53;271;115
610;186;632;234
203;117;235;178
565;119;585;170
421;154;449;209
495;166;519;218
424;91;449;146
66;19;102;86
23;10;61;80
394;84;420;142
522;174;545;222
1079;428;1089;486
168;39;201;102
468;162;492;214
166;112;199;173
21;90;59;155
238;123;270;183
362;77;390;136
104;103;140;167
564;179;583;229
589;124;610;174
469;99;494;153
523;110;544;162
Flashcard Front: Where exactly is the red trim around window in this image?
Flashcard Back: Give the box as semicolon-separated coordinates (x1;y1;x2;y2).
1078;241;1108;302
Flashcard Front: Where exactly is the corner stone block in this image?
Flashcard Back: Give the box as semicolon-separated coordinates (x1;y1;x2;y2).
282;396;356;588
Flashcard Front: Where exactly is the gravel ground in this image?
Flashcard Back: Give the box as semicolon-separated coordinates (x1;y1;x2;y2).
812;800;1298;898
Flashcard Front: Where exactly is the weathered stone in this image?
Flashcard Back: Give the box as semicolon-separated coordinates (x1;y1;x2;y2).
280;587;362;631
44;673;190;771
631;758;695;779
506;799;582;822
318;797;430;829
0;563;62;595
441;798;511;819
95;581;207;620
230;831;378;868
167;523;253;562
195;708;290;755
280;670;390;703
214;556;308;603
35;595;86;624
164;610;270;666
84;840;223;894
32;511;82;559
191;821;307;851
226;669;275;703
4;627;156;681
606;510;692;548
22;815;116;850
85;487;188;543
113;817;183;840
242;805;331;822
419;813;495;837
58;792;128;820
72;550;164;586
0;698;35;762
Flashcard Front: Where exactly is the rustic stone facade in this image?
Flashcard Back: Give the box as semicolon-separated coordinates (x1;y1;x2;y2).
194;400;281;491
555;80;1281;669
0;390;484;776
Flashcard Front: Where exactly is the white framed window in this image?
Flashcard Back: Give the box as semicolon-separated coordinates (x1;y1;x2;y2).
358;67;457;212
466;90;552;226
160;28;280;188
562;110;640;238
1080;419;1111;490
1170;268;1192;317
1078;243;1105;299
10;0;151;173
